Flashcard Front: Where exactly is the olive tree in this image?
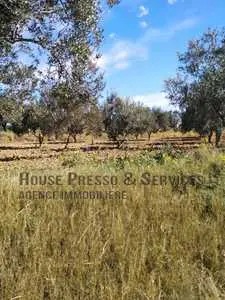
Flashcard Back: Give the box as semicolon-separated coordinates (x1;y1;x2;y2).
165;28;225;146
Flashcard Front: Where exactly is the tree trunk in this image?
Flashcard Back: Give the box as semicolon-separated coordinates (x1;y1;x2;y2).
117;140;122;149
117;139;126;149
38;133;44;148
2;122;7;132
148;131;152;141
64;134;71;149
55;132;59;141
91;135;94;145
215;128;222;148
208;129;213;144
73;134;77;143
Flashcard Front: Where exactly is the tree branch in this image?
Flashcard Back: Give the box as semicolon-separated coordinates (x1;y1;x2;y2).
0;37;44;47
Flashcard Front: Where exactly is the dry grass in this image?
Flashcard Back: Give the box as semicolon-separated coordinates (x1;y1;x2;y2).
0;145;225;299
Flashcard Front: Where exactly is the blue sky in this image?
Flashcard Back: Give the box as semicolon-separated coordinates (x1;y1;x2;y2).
97;0;225;109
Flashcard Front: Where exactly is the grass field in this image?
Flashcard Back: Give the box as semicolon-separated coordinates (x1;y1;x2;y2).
0;138;225;299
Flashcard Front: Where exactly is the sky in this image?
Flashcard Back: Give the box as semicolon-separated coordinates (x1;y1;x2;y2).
97;0;225;110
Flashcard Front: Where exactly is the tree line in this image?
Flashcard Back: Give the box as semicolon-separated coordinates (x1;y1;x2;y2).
0;1;224;147
0;92;180;147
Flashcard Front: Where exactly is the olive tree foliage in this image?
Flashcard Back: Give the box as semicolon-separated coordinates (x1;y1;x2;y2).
0;62;39;135
103;93;172;146
86;104;103;145
151;108;170;131
168;110;181;131
64;103;103;147
127;103;150;140
103;93;132;148
0;97;17;131
20;101;55;146
165;28;225;146
41;83;87;147
0;0;119;87
0;0;118;60
0;0;98;80
65;106;86;148
126;105;170;141
144;110;157;141
0;0;119;141
138;108;175;141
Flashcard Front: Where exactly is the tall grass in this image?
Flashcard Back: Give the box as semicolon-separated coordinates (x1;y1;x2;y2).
0;145;225;299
